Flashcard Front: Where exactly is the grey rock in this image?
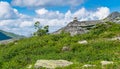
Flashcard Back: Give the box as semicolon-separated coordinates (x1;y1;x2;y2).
109;37;120;41
34;60;73;69
53;19;102;36
62;46;70;51
78;40;88;44
82;64;96;67
101;61;114;66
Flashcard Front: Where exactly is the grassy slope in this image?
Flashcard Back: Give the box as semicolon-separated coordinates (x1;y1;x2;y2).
0;22;120;69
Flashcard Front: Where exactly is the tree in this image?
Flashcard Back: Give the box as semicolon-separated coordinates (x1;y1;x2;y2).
34;21;49;36
34;21;40;29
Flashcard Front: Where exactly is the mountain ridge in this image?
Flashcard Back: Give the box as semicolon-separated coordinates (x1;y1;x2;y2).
0;30;24;41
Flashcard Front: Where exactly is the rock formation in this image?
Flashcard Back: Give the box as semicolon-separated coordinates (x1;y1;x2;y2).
53;12;120;36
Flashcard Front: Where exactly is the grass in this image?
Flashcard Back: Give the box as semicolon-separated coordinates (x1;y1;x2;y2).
0;22;120;69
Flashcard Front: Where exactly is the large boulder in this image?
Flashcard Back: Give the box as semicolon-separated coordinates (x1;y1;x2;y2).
34;60;73;69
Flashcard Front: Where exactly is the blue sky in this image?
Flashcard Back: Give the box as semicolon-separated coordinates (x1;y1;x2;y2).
1;0;119;15
0;0;119;36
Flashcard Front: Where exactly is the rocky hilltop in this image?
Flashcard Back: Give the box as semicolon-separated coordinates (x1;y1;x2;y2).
104;12;120;23
54;12;120;36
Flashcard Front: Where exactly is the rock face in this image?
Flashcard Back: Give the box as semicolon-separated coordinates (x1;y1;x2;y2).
34;60;73;69
54;19;102;36
53;12;120;36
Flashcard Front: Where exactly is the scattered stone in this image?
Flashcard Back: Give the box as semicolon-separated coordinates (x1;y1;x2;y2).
109;37;120;41
101;61;114;66
78;40;88;44
34;60;73;69
27;65;32;69
14;42;18;45
62;46;70;51
82;64;96;67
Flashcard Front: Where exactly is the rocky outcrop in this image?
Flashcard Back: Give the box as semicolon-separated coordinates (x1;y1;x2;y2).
104;12;120;23
34;60;73;69
53;19;102;36
53;12;120;36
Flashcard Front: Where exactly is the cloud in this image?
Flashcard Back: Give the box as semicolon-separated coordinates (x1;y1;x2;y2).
11;0;84;7
72;7;110;21
0;1;34;36
93;7;110;19
35;8;48;15
0;1;19;19
35;8;64;19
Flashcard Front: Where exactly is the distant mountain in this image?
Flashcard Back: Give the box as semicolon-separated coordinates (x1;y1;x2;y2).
54;12;120;36
0;30;24;41
0;32;11;40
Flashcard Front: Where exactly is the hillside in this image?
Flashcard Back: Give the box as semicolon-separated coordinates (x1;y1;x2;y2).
0;21;120;69
0;30;24;41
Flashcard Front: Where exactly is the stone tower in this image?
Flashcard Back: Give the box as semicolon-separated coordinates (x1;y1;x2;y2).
73;17;78;22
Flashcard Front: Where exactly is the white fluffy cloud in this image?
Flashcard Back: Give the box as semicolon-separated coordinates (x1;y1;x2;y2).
0;1;34;36
72;7;110;21
0;1;110;36
0;1;30;20
0;1;19;19
35;8;48;15
93;7;110;19
35;8;64;19
11;0;84;7
35;7;110;22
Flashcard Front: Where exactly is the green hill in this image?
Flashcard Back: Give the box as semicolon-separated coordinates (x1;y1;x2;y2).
0;22;120;69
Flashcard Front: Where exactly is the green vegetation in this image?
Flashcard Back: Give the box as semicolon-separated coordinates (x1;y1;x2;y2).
0;22;120;69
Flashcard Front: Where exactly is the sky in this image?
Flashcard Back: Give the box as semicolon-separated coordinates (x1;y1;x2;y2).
0;0;119;36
